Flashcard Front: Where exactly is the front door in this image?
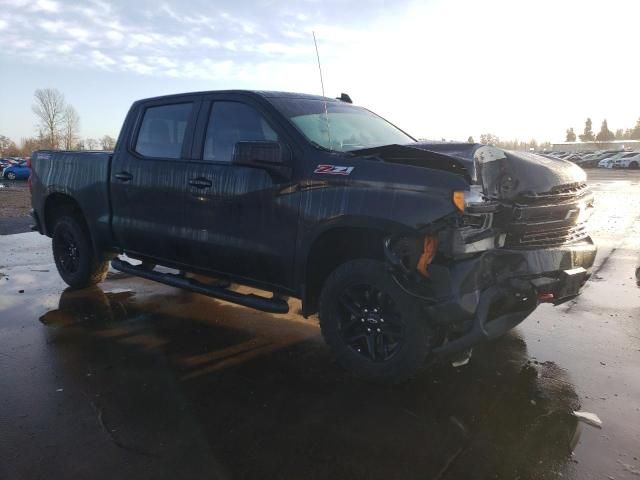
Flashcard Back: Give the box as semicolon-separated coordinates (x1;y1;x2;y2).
182;98;299;289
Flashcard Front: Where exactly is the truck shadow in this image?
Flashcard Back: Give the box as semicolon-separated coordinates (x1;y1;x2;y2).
39;285;582;480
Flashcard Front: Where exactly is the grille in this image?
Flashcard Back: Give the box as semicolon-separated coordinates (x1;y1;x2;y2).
505;222;589;248
517;182;589;205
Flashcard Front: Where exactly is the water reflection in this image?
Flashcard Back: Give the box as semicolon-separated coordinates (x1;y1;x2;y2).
39;286;583;479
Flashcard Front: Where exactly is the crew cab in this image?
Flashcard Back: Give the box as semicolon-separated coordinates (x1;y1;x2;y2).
30;90;597;382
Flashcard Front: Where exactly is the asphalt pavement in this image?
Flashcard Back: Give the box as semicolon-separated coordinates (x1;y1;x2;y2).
0;169;638;479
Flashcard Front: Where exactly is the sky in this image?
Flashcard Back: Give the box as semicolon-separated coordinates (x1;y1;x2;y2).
1;0;639;144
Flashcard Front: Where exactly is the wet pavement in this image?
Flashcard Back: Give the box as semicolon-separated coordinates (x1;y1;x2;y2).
1;170;639;479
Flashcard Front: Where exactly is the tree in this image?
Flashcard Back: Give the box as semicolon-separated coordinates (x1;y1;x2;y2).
631;118;640;140
615;128;625;139
62;106;80;150
479;133;499;145
578;118;595;142
32;88;67;149
0;134;15;156
85;138;98;150
100;135;116;150
595;119;615;142
565;128;576;142
19;137;46;157
467;136;475;143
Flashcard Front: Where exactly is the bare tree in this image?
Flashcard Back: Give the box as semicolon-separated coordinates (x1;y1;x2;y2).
32;88;67;149
62;106;81;150
85;138;98;150
0;134;14;156
100;135;116;150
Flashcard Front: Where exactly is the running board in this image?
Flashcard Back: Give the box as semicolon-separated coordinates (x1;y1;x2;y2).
110;258;289;314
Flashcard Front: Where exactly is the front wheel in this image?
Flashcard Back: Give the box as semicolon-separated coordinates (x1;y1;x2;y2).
629;162;639;170
5;171;16;180
52;213;109;289
318;259;432;383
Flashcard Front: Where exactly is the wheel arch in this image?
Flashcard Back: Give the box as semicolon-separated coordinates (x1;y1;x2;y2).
43;192;88;237
299;217;414;317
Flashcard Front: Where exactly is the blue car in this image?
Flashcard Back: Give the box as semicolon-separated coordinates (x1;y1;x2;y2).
2;161;30;180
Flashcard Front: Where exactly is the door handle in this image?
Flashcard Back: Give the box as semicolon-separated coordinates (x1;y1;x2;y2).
114;172;133;182
188;178;213;189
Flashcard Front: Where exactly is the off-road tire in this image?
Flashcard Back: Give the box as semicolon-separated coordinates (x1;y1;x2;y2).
318;259;431;383
52;212;109;289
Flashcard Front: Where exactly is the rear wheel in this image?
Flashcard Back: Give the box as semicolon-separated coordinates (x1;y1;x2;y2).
629;161;639;170
6;171;16;180
318;259;432;383
52;213;109;289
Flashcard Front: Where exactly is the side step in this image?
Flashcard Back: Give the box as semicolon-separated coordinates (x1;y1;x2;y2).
111;258;289;314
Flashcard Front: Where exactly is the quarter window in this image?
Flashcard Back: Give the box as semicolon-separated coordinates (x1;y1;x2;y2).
203;102;278;162
135;103;192;159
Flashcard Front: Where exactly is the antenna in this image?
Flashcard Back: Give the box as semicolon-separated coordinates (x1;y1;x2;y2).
312;31;331;149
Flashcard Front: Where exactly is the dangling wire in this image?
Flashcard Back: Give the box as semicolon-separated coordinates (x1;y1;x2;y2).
312;31;332;149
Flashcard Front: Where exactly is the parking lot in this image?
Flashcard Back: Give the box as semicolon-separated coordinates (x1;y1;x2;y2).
0;169;639;479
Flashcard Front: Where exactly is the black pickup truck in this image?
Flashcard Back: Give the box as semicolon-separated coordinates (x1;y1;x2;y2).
30;90;596;382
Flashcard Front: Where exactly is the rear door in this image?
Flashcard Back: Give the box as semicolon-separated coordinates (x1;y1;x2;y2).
110;97;200;262
181;94;299;289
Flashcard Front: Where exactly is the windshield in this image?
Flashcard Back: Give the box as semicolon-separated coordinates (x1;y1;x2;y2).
270;98;415;152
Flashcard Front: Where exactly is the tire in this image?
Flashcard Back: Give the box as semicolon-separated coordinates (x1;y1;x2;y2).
6;171;16;180
629;162;639;170
52;212;109;289
318;259;432;383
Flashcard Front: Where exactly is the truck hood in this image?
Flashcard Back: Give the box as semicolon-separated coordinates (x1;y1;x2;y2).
349;142;587;201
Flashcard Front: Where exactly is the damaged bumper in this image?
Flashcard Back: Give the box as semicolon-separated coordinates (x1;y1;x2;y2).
386;237;597;356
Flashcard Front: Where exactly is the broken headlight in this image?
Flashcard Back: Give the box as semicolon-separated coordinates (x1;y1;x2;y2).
447;185;504;254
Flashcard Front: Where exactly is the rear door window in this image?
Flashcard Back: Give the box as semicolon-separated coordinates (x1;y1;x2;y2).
203;102;278;162
135;103;193;159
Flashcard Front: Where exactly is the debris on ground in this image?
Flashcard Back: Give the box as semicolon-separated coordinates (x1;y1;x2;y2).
618;460;640;476
572;411;603;428
451;348;472;368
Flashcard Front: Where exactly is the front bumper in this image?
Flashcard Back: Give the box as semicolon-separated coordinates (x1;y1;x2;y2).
388;238;597;355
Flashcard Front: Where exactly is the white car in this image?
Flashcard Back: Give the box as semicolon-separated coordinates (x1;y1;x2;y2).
598;152;627;168
612;152;640;169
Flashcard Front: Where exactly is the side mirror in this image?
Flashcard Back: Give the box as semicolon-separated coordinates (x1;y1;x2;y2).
233;141;292;179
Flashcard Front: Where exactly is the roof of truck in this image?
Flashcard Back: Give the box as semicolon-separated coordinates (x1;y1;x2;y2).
135;90;340;104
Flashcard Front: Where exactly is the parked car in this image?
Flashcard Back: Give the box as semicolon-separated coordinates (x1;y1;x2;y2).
598;152;627;168
612;152;640;169
30;90;597;382
2;160;30;180
577;150;621;168
0;157;20;172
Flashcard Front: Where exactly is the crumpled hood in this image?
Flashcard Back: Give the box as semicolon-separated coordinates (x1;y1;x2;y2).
349;142;587;200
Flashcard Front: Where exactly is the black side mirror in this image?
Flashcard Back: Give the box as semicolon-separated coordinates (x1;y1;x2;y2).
233;141;292;179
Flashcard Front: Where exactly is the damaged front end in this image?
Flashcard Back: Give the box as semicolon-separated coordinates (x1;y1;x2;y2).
382;144;597;356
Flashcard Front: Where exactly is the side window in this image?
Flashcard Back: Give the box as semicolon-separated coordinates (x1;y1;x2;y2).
135;103;192;159
203;101;278;162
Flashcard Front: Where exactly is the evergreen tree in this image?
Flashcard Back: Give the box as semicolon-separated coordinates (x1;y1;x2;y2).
565;128;576;142
595;119;615;142
578;118;595;142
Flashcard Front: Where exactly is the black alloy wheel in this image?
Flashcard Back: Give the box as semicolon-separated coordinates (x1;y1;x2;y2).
53;224;81;276
318;259;432;383
337;284;404;362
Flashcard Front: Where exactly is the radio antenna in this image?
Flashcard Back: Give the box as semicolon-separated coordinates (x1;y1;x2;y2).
312;31;332;149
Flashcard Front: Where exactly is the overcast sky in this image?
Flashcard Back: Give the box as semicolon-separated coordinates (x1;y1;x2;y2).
1;0;638;143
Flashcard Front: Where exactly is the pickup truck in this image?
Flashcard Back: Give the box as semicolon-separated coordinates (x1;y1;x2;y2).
30;90;597;382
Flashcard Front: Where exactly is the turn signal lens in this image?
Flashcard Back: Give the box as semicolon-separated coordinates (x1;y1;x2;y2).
452;191;465;212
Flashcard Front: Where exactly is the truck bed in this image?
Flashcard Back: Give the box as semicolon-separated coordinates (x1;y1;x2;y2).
31;150;113;244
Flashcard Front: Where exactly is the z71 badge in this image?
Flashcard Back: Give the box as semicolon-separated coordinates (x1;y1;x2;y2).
314;164;354;175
